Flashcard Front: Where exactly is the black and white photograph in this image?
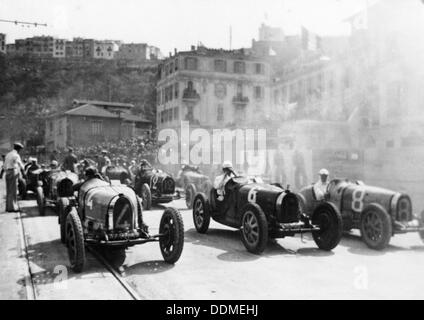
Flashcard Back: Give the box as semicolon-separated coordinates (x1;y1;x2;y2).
0;0;424;304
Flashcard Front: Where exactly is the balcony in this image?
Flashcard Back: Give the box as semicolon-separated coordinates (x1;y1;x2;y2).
232;94;249;106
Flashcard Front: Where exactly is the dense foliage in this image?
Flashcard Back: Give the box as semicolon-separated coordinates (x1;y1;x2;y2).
0;54;158;146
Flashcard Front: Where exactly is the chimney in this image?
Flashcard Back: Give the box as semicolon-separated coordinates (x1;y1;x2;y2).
174;48;177;55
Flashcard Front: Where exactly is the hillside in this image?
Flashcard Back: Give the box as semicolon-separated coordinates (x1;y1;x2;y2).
0;55;158;146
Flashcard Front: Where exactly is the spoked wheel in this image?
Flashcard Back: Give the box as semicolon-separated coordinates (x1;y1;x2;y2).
58;197;70;244
360;204;392;250
141;183;152;210
240;203;268;254
159;207;184;264
185;183;196;209
66;208;86;273
312;202;343;251
36;186;45;216
192;193;210;233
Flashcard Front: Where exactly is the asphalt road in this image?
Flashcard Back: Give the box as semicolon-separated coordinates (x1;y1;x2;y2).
11;195;424;300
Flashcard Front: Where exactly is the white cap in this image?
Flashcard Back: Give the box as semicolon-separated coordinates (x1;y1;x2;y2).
319;168;329;175
222;161;233;169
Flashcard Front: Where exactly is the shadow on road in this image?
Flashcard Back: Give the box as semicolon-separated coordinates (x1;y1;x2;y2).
18;201;57;219
184;228;334;262
338;232;424;256
123;260;174;276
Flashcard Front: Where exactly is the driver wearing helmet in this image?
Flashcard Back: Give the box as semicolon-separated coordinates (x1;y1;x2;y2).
73;166;103;192
214;161;236;201
314;168;330;201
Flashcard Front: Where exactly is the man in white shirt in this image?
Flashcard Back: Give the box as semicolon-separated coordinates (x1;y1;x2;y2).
4;143;25;212
214;161;236;201
313;168;330;201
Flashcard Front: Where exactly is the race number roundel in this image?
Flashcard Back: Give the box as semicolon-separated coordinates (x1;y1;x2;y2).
247;187;262;204
351;188;365;212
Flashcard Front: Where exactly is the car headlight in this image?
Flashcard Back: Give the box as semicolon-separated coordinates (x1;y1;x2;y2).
397;195;412;222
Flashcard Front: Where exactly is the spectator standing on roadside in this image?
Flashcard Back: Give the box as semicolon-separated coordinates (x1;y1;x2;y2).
4;143;25;212
62;147;78;172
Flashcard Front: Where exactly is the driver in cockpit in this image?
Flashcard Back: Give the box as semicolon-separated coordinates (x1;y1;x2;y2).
313;168;330;201
214;161;236;201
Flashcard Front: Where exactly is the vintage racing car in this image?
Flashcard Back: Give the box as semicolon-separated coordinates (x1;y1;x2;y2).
35;168;79;216
176;165;213;209
192;174;343;254
60;177;185;273
134;167;180;210
297;179;424;250
102;165;132;185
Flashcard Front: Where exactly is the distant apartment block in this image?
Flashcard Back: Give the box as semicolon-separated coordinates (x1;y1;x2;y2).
0;33;6;54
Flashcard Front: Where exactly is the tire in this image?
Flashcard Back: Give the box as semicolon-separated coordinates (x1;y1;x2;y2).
360;203;392;250
159;207;184;264
18;179;27;200
240;203;268;254
36;186;45;216
58;198;70;244
140;183;152;210
311;202;343;251
419;210;424;242
185;183;197;209
192;193;211;233
66;208;86;273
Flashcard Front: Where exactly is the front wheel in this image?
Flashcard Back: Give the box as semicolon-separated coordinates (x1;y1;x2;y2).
360;204;392;250
66;209;86;273
185;183;197;209
419;210;424;242
58;198;70;244
140;183;152;210
240;203;268;254
159;207;184;264
192;193;211;233
311;202;343;250
36;186;45;216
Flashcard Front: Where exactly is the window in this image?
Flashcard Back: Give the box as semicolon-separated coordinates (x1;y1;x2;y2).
185;57;198;70
58;120;63;135
274;89;280;105
175;59;178;71
234;61;246;74
174;82;179;99
254;86;263;99
289;83;297;103
160;111;164;123
217;104;224;122
237;82;243;96
91;121;103;135
49;121;53;132
174;107;179;120
255;63;264;74
214;59;227;72
169;62;174;74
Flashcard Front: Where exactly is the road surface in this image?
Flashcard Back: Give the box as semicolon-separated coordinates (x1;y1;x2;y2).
2;184;424;299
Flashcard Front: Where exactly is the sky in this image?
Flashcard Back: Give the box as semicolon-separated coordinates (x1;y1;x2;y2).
0;0;373;54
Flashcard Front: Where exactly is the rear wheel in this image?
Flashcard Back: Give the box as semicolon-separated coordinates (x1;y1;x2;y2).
159;207;184;264
185;183;197;209
36;186;45;216
240;203;268;254
66;209;85;273
360;204;392;250
312;202;343;251
58;198;70;244
140;183;152;210
192;193;211;233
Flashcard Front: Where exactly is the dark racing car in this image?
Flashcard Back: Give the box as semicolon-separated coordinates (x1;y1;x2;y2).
35;168;79;216
176;165;213;209
134;161;180;210
297;179;424;250
60;177;184;273
192;173;343;254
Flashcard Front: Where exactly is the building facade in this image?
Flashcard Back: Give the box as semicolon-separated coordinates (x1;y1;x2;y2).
0;33;5;54
45;100;152;150
157;45;271;132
